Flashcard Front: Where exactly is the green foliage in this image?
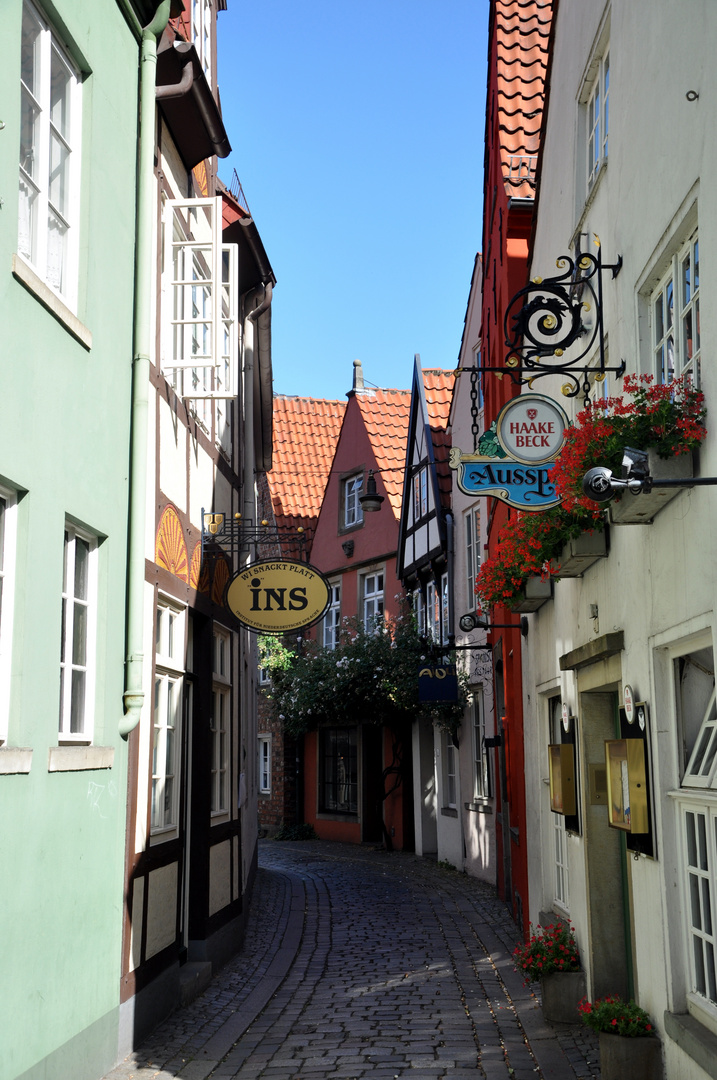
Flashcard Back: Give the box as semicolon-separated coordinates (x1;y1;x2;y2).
578;995;654;1037
513;921;581;982
272;822;319;841
259;610;469;738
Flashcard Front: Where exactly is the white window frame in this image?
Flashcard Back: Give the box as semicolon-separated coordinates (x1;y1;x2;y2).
585;48;609;193
442;731;457;809
362;570;384;631
258;735;271;794
59;523;98;743
0;487;19;746
191;0;212;86
211;625;230;816
343;473;364;529
413;465;428;520
323;581;341;650
472;689;490;801
413;588;426;636
161;197;238;400
441;572;449;646
549;697;570;909
652;230;700;386
465;506;481;609
670;639;717;1031
152;598;185;835
18;0;82;308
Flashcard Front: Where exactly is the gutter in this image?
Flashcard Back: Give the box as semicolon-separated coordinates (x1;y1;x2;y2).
120;0;172;737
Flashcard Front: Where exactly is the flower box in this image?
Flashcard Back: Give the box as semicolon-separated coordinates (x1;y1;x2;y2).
509;575;552;613
598;1031;663;1080
541;970;587;1024
550;529;608;577
609;448;693;525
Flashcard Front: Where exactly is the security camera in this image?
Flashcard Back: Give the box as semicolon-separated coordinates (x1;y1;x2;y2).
582;466;617;503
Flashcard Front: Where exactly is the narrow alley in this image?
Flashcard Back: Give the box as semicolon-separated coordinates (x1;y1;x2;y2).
103;842;599;1080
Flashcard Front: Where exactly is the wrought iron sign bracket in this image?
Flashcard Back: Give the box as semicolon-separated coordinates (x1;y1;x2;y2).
477;244;625;406
201;510;308;566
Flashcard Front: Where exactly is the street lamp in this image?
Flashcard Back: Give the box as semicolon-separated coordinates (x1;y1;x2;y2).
582;446;717;503
458;611;529;637
359;469;385;513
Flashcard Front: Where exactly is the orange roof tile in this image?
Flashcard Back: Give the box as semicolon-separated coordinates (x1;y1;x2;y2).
268;395;346;543
355;389;412;518
494;0;552;198
422;370;456;508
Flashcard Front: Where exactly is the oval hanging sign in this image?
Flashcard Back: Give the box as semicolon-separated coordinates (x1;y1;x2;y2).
225;559;331;634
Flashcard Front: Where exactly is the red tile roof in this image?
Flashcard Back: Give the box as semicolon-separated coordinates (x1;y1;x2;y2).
494;0;552;198
422;370;456;509
269;395;346;544
355;389;412;519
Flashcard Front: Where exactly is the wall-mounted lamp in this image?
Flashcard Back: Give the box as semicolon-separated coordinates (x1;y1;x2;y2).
459;611;529;637
583;446;717;503
359;469;385;512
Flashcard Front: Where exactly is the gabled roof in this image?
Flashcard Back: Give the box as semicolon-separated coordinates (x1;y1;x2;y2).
268;395;346;542
422;370;455;510
354;389;412;518
493;0;552;198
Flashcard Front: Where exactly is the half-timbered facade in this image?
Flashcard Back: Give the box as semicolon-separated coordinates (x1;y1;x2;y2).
118;2;276;1050
397;357;456;862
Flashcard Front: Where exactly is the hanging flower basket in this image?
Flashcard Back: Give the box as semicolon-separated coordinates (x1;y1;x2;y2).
608;447;694;524
549;374;706;522
508;575;553;612
549;527;608;577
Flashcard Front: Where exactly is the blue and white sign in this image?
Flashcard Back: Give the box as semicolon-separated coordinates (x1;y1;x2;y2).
450;394;569;511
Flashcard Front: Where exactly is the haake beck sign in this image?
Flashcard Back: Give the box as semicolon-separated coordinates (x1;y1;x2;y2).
449;394;569;510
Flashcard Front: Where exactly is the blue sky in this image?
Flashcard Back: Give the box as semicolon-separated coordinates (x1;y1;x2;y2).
217;1;488;401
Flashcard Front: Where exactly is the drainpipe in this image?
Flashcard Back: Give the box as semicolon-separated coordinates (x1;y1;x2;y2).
120;0;172;737
242;283;273;529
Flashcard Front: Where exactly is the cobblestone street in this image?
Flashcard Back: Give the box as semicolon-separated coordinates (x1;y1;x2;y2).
103;841;600;1080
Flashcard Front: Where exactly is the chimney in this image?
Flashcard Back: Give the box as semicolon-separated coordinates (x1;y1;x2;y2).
352;359;364;391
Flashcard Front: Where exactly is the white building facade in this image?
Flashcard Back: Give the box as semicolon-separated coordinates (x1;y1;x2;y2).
522;3;717;1076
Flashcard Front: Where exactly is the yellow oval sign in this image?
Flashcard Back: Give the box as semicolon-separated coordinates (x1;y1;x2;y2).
225;559;331;634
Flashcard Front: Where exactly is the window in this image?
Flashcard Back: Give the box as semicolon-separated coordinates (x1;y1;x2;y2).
442;732;457;809
362;571;384;630
586;49;609;192
323;582;341;650
652;231;700;385
258;736;271;794
413;466;428;520
319;727;358;814
59;524;97;741
549;697;569;908
18;1;81;305
191;0;212;85
342;473;364;529
211;626;230;814
465;506;481;607
162;197;238;402
427;575;449;646
0;488;18;745
413;588;426;636
673;644;717;1020
152;600;185;832
472;690;491;800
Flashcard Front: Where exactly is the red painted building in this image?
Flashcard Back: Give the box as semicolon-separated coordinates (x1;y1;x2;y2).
480;0;553;933
297;363;413;848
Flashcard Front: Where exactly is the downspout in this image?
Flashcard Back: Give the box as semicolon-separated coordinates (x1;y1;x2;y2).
120;0;172;737
242;283;273;528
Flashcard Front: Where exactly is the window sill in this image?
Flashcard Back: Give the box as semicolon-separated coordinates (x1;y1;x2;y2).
465;799;493;814
441;806;458;818
0;747;33;774
48;745;114;772
316;811;358;822
664;1010;717;1080
12;254;92;350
